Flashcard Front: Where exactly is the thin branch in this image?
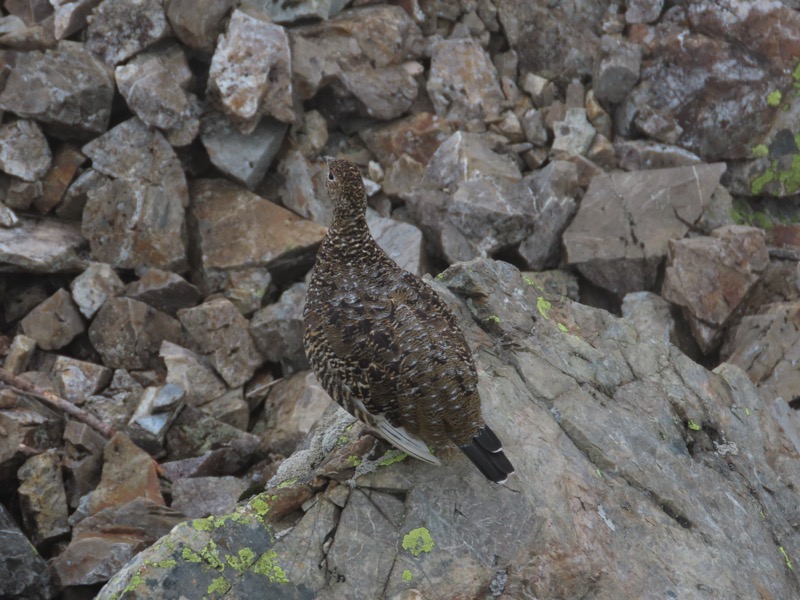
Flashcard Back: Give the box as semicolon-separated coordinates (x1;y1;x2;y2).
0;367;116;439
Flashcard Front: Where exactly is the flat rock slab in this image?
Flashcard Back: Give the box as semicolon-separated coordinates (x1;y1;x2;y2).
0;217;86;273
96;258;800;600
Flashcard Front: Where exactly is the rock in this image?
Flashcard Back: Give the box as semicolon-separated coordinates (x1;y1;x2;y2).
85;0;170;65
54;168;102;220
563;163;728;296
88;297;184;370
17;449;70;545
85;433;164;517
0;41;114;139
0;396;62;482
0;502;54;599
200;110;288;190
187;179;326;292
115;44;196;133
53;0;103;39
0;119;51;181
82;118;188;271
3;177;40;211
381;154;425;199
250;0;348;23
52;355;112;404
160;341;227;408
85;369;142;431
367;210;427;276
4;334;36;375
63;420;106;507
615;139;703;171
0;202;19;228
520;108;548;146
20;288;84;350
550;107;596;158
276;150;330;225
359;112;453;167
0;216;85;272
166;0;235;53
289;5;423;101
34;142;86;214
125;384;185;454
96;257;800;600
208;7;294;132
250;283;308;373
520;269;580;301
70;262;125;319
662;225;770;353
52;498;183;588
723;302;800;410
427;37;504;130
252;370;331;457
626;0;663;23
170;476;250;518
124;269;200;317
338;62;420;121
200;386;249;430
178;298;264;388
622;291;677;345
288;109;328;158
517;160;579;270
592;35;642;104
163;406;260;477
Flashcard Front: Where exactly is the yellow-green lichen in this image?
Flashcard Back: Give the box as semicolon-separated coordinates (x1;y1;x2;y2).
537;297;552;319
435;272;445;281
277;478;298;489
780;546;794;570
687;420;701;431
200;541;225;571
402;527;435;557
522;275;534;286
123;572;146;594
745;407;751;416
402;569;413;582
182;547;202;563
347;455;361;467
253;550;290;583
557;323;568;333
192;517;214;532
751;168;775;195
595;469;603;478
208;576;230;595
379;452;408;467
752;144;769;158
338;435;349;445
767;90;782;106
148;558;177;569
226;548;256;572
250;496;272;518
485;315;501;324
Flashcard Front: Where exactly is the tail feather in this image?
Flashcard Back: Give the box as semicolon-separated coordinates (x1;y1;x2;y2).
459;425;515;483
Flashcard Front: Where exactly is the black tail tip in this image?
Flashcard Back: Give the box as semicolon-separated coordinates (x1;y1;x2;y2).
459;425;515;483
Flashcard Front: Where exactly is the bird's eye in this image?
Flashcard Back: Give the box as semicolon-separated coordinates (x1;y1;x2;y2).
328;171;335;181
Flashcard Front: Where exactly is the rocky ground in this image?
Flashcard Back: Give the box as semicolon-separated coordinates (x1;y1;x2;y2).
0;0;799;599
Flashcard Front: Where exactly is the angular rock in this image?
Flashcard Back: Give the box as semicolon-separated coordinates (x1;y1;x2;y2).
4;334;36;375
250;283;308;373
551;108;596;158
0;202;19;228
17;449;70;545
0;216;85;272
626;0;663;23
200;110;288;190
518;160;579;270
521;269;580;301
0;119;51;181
200;386;249;430
115;44;196;132
208;7;294;132
337;62;419;121
187;179;326;292
0;396;62;483
20;288;84;350
178;298;263;388
124;269;200;317
52;355;112;405
125;384;185;454
52;498;182;588
163;406;260;476
427;37;504;130
166;0;235;53
663;225;770;353
564;163;727;296
85;369;143;431
288;109;328;158
381;154;425;199
70;262;125;319
82;118;188;271
615;139;702;171
85;0;170;65
252;370;331;457
34;142;86;214
160;341;227;408
3;177;40;211
593;35;642;104
170;476;249;518
276;150;330;225
88;297;184;370
367;210;427;276
63;420;106;507
359;112;453;167
0;503;54;600
250;0;348;23
217;268;273;316
53;0;103;39
0;41;113;139
85;432;164;517
55;168;102;220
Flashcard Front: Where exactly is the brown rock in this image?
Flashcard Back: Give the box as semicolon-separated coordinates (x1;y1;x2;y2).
34;143;85;214
0;119;51;181
51;355;112;405
337;62;419;121
178;298;263;388
3;334;36;375
276;151;330;225
84;370;142;431
166;0;235;53
359;112;453;167
88;297;184;370
125;384;185;454
85;0;170;65
0;397;61;483
0;41;114;139
70;262;125;319
17;449;69;546
20;288;84;350
170;476;249;518
63;420;106;507
53;0;103;39
187;178;326;291
125;269;200;317
159;341;227;408
662;225;770;352
250;282;308;373
0;217;85;273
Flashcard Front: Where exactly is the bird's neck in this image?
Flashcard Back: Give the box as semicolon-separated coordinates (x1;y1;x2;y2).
324;214;380;260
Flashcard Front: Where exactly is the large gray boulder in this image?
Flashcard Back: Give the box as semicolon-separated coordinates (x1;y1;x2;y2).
96;258;800;599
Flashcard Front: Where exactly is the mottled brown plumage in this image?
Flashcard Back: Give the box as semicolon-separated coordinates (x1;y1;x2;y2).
303;158;514;483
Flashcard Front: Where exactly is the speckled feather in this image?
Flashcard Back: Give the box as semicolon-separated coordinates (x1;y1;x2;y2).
303;159;514;482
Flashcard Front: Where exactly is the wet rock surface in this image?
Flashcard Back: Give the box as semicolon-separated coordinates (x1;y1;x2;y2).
0;1;799;598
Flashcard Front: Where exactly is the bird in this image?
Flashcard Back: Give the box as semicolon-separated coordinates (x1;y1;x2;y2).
302;157;514;483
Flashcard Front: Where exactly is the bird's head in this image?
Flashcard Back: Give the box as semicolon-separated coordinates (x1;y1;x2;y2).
325;158;368;223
